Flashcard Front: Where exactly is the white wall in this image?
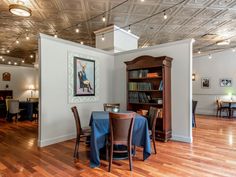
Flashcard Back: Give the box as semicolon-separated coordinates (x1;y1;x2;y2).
114;39;194;143
193;49;236;115
39;34;114;147
0;65;38;100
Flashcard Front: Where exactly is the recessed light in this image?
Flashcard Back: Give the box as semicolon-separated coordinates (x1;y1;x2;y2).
198;50;201;54
54;34;58;38
8;61;11;65
80;41;84;45
9;3;32;17
2;58;5;62
75;28;79;33
102;16;106;22
6;50;10;53
22;60;25;63
30;54;33;58
16;40;19;44
0;56;2;59
14;62;17;65
26;36;29;40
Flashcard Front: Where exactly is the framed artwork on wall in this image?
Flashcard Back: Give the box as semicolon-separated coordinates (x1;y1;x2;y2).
201;77;210;89
74;57;95;96
2;72;11;81
219;78;232;87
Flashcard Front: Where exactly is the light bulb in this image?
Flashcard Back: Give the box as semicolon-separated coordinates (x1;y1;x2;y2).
6;50;10;53
16;40;19;44
164;12;168;20
101;34;105;41
8;61;11;65
80;41;84;45
14;62;17;65
26;36;29;40
75;28;79;33
141;0;145;2
128;26;131;33
0;56;2;59
30;54;33;58
102;16;106;22
2;58;5;62
208;54;212;59
22;60;25;63
198;50;201;54
54;34;58;38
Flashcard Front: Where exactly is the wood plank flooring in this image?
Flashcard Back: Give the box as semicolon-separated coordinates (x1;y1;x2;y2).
0;115;236;177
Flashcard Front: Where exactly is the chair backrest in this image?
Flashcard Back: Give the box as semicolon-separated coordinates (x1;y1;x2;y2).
71;106;82;136
8;100;20;114
28;98;39;102
109;112;135;145
104;103;120;112
148;107;158;132
192;100;198;114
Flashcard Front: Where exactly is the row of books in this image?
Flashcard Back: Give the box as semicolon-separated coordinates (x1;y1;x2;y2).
158;80;163;91
128;82;152;91
156;109;163;118
129;70;149;78
128;92;151;103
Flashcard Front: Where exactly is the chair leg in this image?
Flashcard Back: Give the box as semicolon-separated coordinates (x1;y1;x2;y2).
74;137;80;159
220;110;222;117
216;110;219;117
128;144;132;171
152;133;157;154
108;144;113;172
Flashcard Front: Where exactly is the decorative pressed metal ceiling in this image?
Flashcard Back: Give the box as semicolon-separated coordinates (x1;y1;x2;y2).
1;0;236;65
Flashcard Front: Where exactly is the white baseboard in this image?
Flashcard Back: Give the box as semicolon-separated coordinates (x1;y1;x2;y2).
171;135;192;143
38;133;76;147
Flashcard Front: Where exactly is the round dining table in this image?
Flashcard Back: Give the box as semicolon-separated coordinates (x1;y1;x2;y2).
221;100;236;118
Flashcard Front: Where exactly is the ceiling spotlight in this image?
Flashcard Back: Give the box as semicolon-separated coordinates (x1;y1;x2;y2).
0;56;2;59
128;25;131;33
54;34;58;38
2;58;5;62
8;61;11;65
26;36;29;40
102;16;106;22
101;34;105;41
232;48;236;52
16;40;19;44
30;54;34;58
9;2;32;17
198;50;201;54
163;11;168;20
80;41;84;45
6;50;10;53
208;54;212;59
14;62;17;65
22;60;25;63
75;28;79;33
141;0;145;2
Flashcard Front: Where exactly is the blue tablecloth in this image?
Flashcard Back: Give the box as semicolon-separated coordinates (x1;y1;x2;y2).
19;101;38;121
89;111;151;168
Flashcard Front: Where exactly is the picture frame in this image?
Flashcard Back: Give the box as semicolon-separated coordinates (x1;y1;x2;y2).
2;72;11;81
219;78;232;87
201;77;210;89
74;56;95;96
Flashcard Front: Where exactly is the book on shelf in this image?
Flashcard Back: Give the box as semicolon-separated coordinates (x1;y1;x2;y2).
157;108;163;118
158;80;163;91
128;92;151;103
147;73;159;78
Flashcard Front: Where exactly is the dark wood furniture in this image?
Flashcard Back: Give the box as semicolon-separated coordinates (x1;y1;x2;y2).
108;112;135;172
220;100;236;118
103;103;120;112
71;106;91;159
125;55;172;142
148;106;158;154
0;90;13;100
192;100;198;128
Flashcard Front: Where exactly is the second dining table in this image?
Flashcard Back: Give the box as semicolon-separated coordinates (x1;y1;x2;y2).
221;100;236;118
89;111;151;168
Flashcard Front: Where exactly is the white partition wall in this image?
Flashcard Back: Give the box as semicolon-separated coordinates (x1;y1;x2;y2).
39;34;193;146
114;39;194;143
39;34;114;147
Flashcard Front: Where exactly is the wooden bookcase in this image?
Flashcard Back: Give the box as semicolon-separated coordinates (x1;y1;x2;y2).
125;55;172;142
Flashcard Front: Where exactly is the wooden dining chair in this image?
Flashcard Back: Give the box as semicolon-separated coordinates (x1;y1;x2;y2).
71;106;91;159
192;100;198;127
104;103;120;112
108;112;135;172
8;99;22;122
148;107;159;154
216;100;229;117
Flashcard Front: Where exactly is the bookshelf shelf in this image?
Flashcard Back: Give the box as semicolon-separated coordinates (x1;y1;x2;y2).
125;55;172;142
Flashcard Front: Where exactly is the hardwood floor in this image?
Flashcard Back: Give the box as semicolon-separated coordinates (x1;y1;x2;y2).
0;116;236;177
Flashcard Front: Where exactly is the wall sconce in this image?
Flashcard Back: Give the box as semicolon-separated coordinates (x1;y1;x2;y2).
192;73;196;81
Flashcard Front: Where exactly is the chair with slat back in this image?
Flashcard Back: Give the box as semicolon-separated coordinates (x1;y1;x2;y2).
108;112;135;172
71;106;91;159
216;99;229;117
104;103;120;113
